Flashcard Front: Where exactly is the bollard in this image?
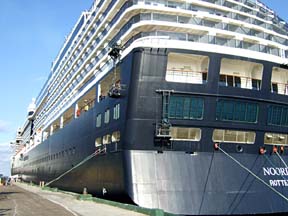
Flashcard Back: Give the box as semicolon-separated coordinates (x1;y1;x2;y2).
77;187;92;200
39;181;45;188
83;187;88;195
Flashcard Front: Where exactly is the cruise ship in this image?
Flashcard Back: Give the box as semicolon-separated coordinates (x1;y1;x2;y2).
11;0;288;215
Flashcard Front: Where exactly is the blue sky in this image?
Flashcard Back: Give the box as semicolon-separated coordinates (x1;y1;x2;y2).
0;0;287;176
0;0;92;176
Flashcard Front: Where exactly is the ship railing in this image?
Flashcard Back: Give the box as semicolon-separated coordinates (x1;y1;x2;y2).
166;69;208;84
270;81;288;96
218;73;262;90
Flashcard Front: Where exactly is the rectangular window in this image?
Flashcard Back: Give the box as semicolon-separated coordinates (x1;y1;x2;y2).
219;75;227;86
104;109;110;124
218;75;242;88
252;79;261;90
112;131;120;142
216;99;258;123
267;105;288;127
227;75;234;87
168;96;204;120
96;114;102;127
170;127;201;141
271;83;278;93
264;133;288;146
212;129;255;144
103;134;111;144
95;137;102;147
234;76;241;88
113;104;120;120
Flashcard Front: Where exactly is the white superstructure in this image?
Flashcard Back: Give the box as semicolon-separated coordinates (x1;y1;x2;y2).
15;0;288;154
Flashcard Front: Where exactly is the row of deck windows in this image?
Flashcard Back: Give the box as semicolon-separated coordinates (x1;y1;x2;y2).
216;99;258;123
136;0;288;37
166;53;288;95
158;126;288;146
96;104;120;128
168;97;204;120
95;131;121;147
139;12;287;45
267;105;288;127
95;126;288;146
168;95;288;127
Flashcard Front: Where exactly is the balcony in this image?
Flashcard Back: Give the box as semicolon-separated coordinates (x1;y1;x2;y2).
219;58;263;90
271;67;288;95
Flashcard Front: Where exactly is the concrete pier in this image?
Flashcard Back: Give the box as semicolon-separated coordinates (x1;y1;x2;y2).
0;183;147;216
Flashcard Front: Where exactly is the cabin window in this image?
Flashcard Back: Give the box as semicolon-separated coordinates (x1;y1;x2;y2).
103;134;111;144
104;109;110;124
264;133;288;146
219;75;241;87
267;105;288;127
219;58;263;90
168;96;204;120
271;83;278;93
212;129;255;144
113;104;120;120
95;137;102;147
251;79;261;90
271;67;288;95
96;114;102;127
170;127;201;141
216;99;258;123
166;53;209;84
112;131;120;142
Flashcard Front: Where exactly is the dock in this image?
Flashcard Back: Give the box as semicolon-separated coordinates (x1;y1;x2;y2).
0;183;150;216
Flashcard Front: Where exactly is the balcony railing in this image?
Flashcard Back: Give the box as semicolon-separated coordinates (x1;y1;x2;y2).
219;74;262;90
271;82;288;95
166;69;208;84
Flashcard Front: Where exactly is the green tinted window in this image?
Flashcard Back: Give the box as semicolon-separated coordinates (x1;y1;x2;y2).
168;96;204;120
216;99;258;123
268;105;288;127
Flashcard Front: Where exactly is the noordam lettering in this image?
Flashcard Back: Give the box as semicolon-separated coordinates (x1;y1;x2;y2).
263;167;288;176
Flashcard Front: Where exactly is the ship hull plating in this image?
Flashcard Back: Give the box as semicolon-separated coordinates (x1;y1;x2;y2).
125;150;288;215
16;149;288;215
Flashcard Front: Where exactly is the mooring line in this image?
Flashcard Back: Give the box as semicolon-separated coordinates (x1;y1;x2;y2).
45;147;106;187
218;145;288;203
276;151;288;169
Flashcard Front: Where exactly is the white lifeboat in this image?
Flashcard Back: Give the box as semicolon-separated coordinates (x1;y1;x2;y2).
27;98;36;120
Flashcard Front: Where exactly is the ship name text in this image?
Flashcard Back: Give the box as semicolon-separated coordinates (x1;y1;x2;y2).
263;167;288;187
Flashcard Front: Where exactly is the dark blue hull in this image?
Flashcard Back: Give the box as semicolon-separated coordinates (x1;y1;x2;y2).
12;48;288;215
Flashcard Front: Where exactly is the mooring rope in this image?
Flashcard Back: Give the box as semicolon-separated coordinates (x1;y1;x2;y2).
217;145;288;203
264;154;288;181
276;151;288;169
45;147;106;187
